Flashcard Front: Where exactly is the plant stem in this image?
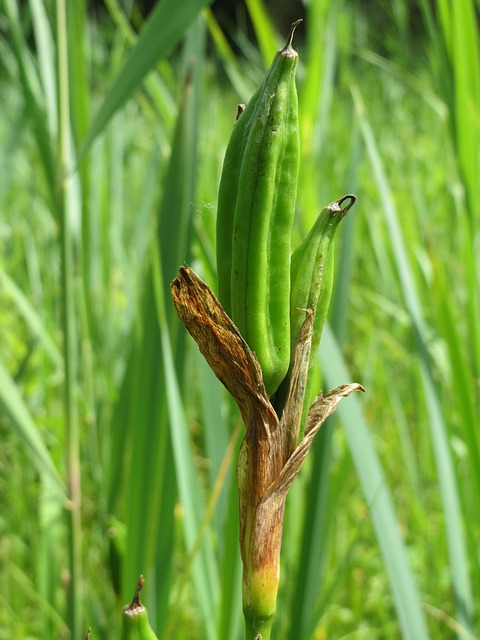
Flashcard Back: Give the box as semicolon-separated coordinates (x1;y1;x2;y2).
244;611;274;640
56;0;82;636
171;268;363;640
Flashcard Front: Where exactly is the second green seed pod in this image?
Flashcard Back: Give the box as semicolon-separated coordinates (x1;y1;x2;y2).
274;194;355;422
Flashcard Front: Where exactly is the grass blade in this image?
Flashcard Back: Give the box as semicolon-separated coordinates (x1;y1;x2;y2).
82;0;212;152
3;0;56;201
56;0;84;634
203;7;253;98
245;0;279;66
352;82;474;632
320;323;431;640
156;270;219;638
29;0;58;136
0;270;63;369
0;358;65;496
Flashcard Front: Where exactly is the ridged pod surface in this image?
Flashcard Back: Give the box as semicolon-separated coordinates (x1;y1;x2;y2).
121;576;158;640
216;21;301;397
289;195;356;358
276;195;356;421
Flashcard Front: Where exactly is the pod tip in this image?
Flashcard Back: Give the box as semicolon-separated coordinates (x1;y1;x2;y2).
281;19;303;55
124;575;146;615
338;194;356;216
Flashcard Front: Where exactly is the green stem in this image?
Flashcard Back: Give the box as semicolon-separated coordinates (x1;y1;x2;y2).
56;0;82;636
244;609;274;640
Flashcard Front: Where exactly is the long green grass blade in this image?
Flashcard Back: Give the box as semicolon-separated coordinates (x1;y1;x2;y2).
56;0;84;634
431;259;480;506
286;426;333;640
0;358;65;496
352;82;474;632
104;0;177;129
297;2;338;225
82;0;212;152
65;0;89;148
320;324;431;640
37;474;66;638
3;0;56;201
29;0;58;136
439;0;480;221
217;463;243;640
156;268;219;638
245;0;279;66
203;7;253;98
0;270;62;369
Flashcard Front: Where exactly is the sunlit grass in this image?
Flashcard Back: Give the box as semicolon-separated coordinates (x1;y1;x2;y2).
0;1;478;638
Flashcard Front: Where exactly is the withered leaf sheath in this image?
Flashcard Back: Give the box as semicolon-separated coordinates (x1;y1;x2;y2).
216;21;301;398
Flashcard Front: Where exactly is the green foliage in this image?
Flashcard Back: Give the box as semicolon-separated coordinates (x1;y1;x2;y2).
0;0;478;639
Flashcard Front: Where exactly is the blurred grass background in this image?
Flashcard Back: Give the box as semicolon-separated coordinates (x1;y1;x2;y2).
0;0;479;638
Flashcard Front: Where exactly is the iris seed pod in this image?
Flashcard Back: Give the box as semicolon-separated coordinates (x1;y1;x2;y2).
275;195;356;419
289;195;356;358
216;21;302;397
121;576;158;640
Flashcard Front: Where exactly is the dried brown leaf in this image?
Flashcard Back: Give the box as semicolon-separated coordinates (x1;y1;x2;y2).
170;267;276;433
265;383;365;500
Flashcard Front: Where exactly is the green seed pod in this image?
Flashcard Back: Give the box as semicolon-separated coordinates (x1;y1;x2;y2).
277;195;355;421
290;195;355;357
121;576;158;640
216;21;302;397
